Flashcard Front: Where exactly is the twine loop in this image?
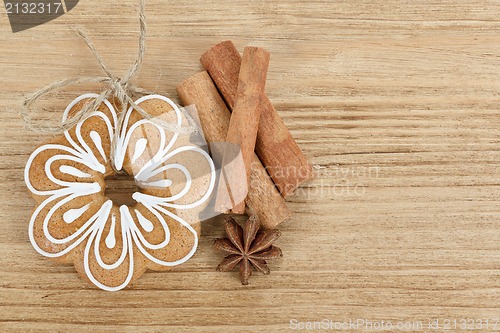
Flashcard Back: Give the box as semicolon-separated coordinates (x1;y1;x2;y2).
111;78;127;103
21;0;198;136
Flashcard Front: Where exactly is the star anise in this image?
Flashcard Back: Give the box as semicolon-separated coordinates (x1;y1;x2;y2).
214;215;283;285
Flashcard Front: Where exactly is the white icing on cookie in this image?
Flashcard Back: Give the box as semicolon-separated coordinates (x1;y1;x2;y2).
131;138;148;163
90;130;107;162
63;203;91;223
143;179;173;188
105;214;117;249
135;209;154;232
25;94;216;291
59;165;91;178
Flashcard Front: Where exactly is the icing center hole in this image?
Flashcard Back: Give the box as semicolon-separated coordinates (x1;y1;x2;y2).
104;173;140;207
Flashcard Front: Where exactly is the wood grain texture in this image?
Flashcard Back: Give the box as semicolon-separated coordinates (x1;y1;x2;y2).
0;0;499;332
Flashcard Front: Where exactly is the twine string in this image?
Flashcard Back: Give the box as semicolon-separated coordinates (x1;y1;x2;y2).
21;0;198;138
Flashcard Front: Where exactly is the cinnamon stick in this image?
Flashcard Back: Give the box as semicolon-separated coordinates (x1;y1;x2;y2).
201;41;314;196
176;71;291;229
216;47;270;214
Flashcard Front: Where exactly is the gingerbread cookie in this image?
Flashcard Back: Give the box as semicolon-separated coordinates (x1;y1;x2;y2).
25;94;215;291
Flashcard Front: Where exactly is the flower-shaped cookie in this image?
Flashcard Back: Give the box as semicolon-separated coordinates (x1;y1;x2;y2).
25;94;215;291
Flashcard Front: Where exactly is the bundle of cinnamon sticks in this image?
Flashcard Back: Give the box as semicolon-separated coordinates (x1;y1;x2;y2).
177;41;314;229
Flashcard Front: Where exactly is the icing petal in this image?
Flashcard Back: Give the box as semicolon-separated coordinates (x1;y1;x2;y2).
63;203;92;223
136;146;216;210
105;215;117;249
123;203;198;270
28;193;107;260
25;142;101;197
128;204;171;249
71;203;149;292
131;138;148;163
114;95;182;176
59;165;92;178
115;119;166;175
135;209;154;232
62;94;117;174
90;130;107;162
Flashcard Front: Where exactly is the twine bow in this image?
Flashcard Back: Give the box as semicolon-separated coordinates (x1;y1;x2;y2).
21;0;197;137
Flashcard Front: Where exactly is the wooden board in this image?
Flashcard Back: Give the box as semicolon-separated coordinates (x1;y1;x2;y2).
0;0;499;331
